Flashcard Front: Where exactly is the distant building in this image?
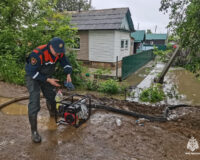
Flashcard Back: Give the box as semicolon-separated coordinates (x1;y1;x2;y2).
131;30;145;53
70;8;135;68
145;34;167;45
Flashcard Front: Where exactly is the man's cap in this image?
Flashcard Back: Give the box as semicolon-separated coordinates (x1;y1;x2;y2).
50;37;65;54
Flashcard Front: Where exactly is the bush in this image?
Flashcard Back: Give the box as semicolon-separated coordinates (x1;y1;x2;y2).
86;79;98;91
0;54;25;85
98;79;120;94
53;51;84;86
139;83;165;103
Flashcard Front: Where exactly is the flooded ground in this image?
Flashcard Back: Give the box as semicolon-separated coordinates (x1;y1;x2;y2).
0;97;27;115
1;64;200;160
167;68;200;105
127;63;200;106
122;61;154;87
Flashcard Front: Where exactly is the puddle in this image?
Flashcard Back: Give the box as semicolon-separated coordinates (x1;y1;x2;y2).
167;69;200;106
0;97;27;115
122;61;154;87
38;115;57;130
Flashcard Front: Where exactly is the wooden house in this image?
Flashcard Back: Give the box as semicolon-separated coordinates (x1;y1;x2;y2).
145;34;167;45
70;8;135;68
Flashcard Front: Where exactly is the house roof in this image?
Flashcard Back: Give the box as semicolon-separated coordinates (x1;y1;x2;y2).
146;34;167;40
70;8;134;31
131;30;145;42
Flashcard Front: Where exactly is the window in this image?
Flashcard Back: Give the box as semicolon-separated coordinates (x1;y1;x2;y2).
121;40;124;49
125;40;128;49
121;39;129;49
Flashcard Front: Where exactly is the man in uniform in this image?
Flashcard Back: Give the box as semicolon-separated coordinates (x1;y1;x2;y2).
25;37;72;143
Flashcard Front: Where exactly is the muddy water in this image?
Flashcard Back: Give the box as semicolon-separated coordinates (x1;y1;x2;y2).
122;61;154;87
168;69;200;105
0;97;27;115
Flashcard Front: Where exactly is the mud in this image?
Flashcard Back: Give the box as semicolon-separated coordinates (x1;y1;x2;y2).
0;81;200;160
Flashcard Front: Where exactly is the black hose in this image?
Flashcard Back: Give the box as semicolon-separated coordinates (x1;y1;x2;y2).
91;104;167;122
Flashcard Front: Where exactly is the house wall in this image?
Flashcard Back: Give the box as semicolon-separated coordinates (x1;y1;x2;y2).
89;30;115;62
114;31;131;61
121;16;130;30
76;31;89;61
145;40;166;45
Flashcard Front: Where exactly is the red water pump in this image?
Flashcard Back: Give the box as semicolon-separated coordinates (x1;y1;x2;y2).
55;95;91;127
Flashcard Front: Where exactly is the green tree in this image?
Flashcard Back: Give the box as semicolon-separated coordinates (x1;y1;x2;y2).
54;0;92;12
147;29;152;34
160;0;200;77
0;0;83;85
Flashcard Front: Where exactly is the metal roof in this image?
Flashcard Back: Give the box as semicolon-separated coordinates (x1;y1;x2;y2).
146;34;167;40
70;8;134;31
131;30;145;42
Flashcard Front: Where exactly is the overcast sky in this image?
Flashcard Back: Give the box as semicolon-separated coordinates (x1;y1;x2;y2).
91;0;169;33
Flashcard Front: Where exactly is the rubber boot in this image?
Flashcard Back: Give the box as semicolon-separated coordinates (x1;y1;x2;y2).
29;115;41;143
46;101;56;117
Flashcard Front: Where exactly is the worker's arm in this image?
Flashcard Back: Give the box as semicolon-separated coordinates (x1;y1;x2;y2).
26;52;61;87
25;52;47;82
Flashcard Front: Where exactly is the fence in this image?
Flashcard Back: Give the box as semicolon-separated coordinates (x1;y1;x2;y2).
121;49;155;80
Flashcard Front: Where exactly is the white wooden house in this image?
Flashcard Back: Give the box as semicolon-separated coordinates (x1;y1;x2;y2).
70;8;135;68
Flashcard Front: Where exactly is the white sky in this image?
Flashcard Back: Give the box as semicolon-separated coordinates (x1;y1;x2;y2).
91;0;169;33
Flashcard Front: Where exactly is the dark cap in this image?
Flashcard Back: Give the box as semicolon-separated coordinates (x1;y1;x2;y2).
50;37;65;54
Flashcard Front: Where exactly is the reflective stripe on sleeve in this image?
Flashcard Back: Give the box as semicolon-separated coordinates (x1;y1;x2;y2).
32;72;39;79
64;65;72;69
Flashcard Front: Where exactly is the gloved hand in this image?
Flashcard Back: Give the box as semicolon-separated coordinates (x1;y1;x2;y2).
64;81;75;91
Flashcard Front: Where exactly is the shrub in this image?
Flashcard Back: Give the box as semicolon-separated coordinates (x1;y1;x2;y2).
0;54;25;85
98;79;120;94
86;79;98;91
139;83;165;103
53;51;84;86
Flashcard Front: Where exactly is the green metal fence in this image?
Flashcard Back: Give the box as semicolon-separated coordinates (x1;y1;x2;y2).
121;49;155;80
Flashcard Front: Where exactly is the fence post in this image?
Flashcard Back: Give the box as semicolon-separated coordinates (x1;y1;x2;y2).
116;56;118;79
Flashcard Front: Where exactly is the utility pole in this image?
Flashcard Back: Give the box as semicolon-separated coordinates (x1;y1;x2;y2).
89;0;92;8
137;23;139;30
78;0;81;12
155;25;157;33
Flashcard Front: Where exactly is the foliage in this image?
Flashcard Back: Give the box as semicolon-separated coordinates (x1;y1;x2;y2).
54;0;92;12
0;54;25;85
54;51;84;86
139;83;165;103
153;46;173;63
93;68;111;78
98;79;120;94
147;29;152;34
185;58;200;78
160;0;200;77
0;0;83;86
86;79;98;91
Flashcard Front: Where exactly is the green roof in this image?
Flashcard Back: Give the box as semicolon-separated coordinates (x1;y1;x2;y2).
146;34;167;40
131;30;145;42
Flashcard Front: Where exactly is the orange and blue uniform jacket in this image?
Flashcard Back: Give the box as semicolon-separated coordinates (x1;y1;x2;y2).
25;43;72;81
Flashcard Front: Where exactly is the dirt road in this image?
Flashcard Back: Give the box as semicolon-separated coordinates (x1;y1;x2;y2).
0;81;200;160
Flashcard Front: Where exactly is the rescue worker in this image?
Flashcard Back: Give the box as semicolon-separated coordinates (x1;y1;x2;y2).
25;37;72;143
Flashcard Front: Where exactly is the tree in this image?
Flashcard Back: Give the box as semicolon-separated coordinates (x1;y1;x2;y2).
0;0;83;85
54;0;92;12
160;0;200;77
147;29;152;34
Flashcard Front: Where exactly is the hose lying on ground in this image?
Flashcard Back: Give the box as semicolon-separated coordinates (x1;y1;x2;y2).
91;104;167;122
0;95;192;122
0;95;43;110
